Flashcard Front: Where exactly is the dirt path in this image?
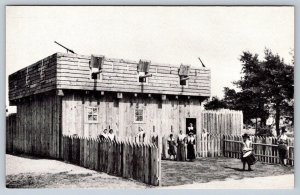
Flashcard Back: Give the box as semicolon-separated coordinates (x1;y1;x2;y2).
6;154;294;189
163;174;294;189
6;154;150;188
161;157;294;187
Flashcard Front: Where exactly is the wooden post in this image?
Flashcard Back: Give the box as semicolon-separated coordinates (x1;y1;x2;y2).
57;89;64;96
158;136;162;186
117;92;123;99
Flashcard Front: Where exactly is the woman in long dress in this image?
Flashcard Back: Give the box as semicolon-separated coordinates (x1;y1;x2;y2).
177;130;186;161
137;127;146;143
187;131;196;161
277;127;288;166
167;134;177;160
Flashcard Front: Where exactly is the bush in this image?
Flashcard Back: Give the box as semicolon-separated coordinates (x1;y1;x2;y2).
256;126;273;136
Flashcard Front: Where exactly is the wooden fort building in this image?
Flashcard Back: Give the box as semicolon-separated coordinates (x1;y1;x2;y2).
8;52;211;158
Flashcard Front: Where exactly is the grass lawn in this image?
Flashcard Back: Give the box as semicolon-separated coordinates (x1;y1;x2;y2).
161;157;294;186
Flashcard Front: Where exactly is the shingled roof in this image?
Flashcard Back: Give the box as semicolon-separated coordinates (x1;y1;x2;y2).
9;52;211;102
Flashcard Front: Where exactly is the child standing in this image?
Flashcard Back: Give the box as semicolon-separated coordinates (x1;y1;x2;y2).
241;133;256;171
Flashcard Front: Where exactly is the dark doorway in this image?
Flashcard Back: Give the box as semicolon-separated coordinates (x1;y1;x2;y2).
186;118;196;135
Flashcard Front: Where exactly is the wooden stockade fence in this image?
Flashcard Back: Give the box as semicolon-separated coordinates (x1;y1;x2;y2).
198;134;223;157
115;135;159;146
6;113;16;153
201;109;243;135
161;133;294;165
61;135;161;186
224;135;294;166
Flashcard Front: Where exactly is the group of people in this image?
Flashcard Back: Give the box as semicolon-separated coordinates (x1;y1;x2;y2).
240;126;289;171
98;124;290;169
98;128;116;141
167;129;198;162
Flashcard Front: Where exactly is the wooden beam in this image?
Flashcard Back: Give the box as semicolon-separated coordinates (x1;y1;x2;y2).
117;92;123;99
139;74;152;79
57;89;64;96
81;94;85;104
91;70;102;74
180;76;190;81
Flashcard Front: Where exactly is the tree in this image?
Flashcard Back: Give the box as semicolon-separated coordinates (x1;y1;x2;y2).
209;49;294;135
204;96;228;110
223;87;269;127
234;49;293;135
261;49;294;135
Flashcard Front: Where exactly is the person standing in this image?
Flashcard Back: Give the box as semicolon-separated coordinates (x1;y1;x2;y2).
187;131;196;161
108;129;116;141
202;128;208;137
177;130;187;161
137;127;146;143
167;134;177;160
99;129;109;141
241;133;256;171
187;123;195;134
151;127;158;146
277;127;289;166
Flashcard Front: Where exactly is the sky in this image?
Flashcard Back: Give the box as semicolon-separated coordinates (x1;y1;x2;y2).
6;6;294;112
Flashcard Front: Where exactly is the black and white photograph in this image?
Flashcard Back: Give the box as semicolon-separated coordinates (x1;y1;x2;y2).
5;6;294;189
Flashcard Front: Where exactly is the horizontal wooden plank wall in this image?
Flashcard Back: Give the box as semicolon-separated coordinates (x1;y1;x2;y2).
8;53;58;102
56;52;211;97
201;109;243;135
8;94;61;159
62;135;161;186
6;114;16;153
61;91;202;145
223;135;295;166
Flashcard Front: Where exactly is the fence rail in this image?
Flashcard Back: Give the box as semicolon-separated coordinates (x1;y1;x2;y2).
224;135;294;166
62;135;161;186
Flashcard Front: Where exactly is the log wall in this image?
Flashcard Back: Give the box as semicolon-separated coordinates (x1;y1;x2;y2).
61;91;203;137
61;91;204;152
8;94;62;158
8;53;58;102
